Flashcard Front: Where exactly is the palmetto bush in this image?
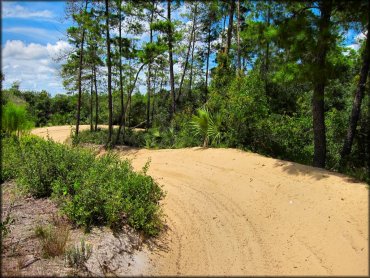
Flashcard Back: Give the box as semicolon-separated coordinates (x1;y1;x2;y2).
190;107;222;147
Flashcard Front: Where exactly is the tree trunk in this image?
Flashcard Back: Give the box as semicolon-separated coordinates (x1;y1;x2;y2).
124;63;146;122
237;0;241;74
105;0;113;144
116;0;126;144
189;26;196;94
222;14;226;47
75;0;88;137
312;0;332;168
367;83;370;178
151;69;158;124
126;56;132;127
90;69;93;131
226;0;235;55
205;24;211;101
340;18;370;166
146;8;154;130
167;0;176;118
146;67;152;130
264;2;271;95
177;4;197;103
93;65;99;131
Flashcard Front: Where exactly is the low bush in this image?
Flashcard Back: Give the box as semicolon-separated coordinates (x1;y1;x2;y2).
65;239;92;270
2;136;22;182
18;136;81;197
3;135;164;236
76;121;200;150
73;128;109;145
75;128;146;147
124;128;146;147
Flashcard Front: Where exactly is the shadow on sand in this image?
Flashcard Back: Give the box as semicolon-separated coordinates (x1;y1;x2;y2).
274;159;363;183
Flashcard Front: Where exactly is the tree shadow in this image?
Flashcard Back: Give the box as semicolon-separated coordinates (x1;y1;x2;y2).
114;145;141;156
143;223;171;254
273;159;362;183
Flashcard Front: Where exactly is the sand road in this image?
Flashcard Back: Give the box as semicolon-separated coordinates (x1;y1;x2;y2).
32;125;369;276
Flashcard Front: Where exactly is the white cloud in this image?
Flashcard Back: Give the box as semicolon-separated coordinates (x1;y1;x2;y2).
347;31;367;52
347;43;360;51
173;63;182;76
355;32;367;42
2;3;54;20
3;27;63;43
2;40;73;95
177;3;189;17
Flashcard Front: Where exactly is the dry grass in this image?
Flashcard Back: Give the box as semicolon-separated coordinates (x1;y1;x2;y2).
34;215;69;258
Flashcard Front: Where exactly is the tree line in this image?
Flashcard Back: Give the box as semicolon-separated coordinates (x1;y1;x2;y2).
3;0;369;182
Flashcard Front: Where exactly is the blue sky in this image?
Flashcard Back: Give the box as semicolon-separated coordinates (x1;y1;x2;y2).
1;1;364;96
1;1;187;95
2;1;72;95
2;1;70;45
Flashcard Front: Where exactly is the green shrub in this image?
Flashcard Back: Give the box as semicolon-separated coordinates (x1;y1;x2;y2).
17;136;67;197
1;102;34;136
65;239;92;269
73;128;108;145
75;122;199;150
252;114;313;164
76;128;146;147
1;136;22;181
123;128;146;147
3;135;164;236
59;153;164;235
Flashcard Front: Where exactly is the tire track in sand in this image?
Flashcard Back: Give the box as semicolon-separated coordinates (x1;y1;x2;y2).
32;126;369;276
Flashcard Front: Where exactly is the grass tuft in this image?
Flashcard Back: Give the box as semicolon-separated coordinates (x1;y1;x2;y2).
34;217;69;258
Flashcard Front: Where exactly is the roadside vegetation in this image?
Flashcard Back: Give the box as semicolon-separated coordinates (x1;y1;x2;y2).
2;134;164;236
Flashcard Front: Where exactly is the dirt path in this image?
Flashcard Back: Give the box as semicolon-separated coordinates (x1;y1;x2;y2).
31;125;110;143
32;125;369;276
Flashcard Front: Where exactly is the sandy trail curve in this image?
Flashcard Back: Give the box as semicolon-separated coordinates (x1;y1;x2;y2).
32;125;369;276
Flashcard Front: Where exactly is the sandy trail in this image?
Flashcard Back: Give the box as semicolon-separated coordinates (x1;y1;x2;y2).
32;125;369;276
30;125;113;143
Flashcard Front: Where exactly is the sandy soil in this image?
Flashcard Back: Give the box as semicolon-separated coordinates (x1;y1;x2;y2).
31;125;369;276
2;181;147;277
31;125;142;144
31;125;109;143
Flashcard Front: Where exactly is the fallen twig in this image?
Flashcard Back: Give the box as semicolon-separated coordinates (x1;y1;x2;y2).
20;257;40;269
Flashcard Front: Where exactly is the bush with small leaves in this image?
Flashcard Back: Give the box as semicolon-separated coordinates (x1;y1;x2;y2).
4;135;164;236
65;239;92;270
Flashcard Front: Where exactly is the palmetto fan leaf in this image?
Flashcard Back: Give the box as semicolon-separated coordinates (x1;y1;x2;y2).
190;107;221;147
207;115;221;145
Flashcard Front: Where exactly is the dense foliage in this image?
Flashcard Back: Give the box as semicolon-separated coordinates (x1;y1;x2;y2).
2;135;164;235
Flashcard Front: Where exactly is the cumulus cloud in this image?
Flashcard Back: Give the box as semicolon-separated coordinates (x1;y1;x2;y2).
2;40;73;95
2;3;54;20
